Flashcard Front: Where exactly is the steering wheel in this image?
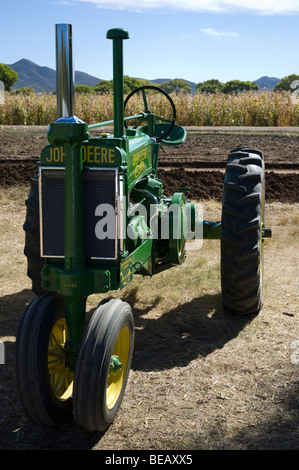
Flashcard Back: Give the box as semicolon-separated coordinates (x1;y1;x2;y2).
124;85;176;142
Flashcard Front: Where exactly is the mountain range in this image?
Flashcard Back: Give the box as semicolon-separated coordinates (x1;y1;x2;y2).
7;59;280;93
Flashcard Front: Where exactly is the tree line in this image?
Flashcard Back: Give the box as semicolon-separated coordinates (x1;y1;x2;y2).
1;63;299;95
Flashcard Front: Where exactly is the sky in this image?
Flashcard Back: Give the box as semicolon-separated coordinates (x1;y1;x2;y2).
1;0;299;84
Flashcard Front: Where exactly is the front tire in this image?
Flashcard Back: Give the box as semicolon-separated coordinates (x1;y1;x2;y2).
221;147;265;315
73;299;134;432
15;294;74;426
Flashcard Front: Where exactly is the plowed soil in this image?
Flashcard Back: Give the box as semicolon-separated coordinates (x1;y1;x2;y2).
1;126;299;203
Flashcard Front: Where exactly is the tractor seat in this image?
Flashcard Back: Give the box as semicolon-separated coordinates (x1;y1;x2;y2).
139;123;186;146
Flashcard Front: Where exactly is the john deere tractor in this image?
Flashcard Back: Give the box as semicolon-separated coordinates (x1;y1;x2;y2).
16;24;271;432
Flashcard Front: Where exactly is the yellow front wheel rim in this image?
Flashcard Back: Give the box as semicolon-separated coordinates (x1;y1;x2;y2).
106;325;130;410
48;318;73;401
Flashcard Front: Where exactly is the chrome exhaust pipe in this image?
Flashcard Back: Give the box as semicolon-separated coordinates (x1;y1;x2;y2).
55;24;74;118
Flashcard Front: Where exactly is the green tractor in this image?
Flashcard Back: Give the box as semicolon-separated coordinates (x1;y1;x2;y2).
16;24;271;432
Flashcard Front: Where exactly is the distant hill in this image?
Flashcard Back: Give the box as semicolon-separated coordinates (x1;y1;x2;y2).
8;59;101;93
7;59;280;93
9;59;56;92
7;59;198;94
254;76;280;91
75;71;100;88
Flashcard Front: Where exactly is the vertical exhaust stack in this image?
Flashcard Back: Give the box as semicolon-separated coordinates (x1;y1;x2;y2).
55;24;74;118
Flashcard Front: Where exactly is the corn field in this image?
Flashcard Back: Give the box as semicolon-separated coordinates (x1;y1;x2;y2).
1;90;299;126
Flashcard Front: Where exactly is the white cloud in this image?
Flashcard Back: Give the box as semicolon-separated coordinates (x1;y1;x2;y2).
75;0;299;15
200;28;239;37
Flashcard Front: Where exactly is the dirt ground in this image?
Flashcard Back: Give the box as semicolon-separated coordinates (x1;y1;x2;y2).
1;126;299;203
0;126;298;451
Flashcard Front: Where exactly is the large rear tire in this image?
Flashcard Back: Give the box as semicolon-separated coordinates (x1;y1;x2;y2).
221;147;265;316
23;171;45;295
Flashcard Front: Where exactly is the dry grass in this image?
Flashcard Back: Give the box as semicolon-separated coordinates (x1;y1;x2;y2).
0;187;298;450
1;90;299;126
0;186;29;291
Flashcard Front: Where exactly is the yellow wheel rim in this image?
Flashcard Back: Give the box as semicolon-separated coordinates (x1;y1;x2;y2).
106;325;130;410
48;318;73;401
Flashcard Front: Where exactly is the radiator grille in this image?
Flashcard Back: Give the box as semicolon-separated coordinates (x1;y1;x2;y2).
39;167;118;259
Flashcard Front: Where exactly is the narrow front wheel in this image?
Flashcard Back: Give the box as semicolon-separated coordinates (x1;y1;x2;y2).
73;299;134;432
15;294;74;426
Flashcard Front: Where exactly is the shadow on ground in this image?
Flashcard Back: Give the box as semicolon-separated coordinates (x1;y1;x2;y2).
119;287;252;371
0;288;297;450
